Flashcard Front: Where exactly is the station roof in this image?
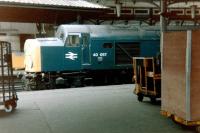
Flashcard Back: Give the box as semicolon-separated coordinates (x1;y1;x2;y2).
0;0;108;24
0;0;108;9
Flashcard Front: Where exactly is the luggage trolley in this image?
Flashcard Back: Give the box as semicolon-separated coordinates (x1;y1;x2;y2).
133;57;161;102
0;41;18;112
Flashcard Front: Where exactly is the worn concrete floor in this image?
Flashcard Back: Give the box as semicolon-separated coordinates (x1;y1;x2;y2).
0;84;195;133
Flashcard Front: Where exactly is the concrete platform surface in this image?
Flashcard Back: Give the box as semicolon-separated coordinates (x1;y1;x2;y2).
0;84;195;133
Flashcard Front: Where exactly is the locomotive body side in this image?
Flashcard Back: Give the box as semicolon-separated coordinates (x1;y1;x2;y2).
89;32;160;70
23;25;160;90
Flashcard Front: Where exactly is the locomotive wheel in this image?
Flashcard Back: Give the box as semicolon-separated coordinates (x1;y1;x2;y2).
73;78;83;87
22;78;32;91
30;84;37;90
63;79;71;88
27;79;38;90
83;78;92;86
114;77;120;85
137;94;144;102
47;79;56;89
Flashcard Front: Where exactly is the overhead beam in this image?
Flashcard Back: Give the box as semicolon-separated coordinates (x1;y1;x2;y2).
0;6;104;24
1;1;200;25
167;0;200;5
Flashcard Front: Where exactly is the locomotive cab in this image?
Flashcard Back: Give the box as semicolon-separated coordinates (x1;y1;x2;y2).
60;32;91;71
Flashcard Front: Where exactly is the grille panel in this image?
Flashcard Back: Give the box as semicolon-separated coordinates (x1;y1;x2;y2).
115;42;140;64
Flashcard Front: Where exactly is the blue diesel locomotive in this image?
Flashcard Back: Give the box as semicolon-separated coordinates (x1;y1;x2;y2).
23;25;160;90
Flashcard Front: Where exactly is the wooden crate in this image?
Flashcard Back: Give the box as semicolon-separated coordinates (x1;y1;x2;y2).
133;57;161;102
162;30;200;123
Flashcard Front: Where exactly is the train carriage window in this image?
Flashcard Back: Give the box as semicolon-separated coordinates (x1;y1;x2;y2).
103;43;113;48
66;35;80;47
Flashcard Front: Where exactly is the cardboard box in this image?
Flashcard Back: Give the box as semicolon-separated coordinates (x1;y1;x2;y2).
12;52;25;70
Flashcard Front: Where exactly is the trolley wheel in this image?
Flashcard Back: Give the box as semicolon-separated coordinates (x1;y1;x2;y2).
150;97;157;103
196;126;200;133
137;94;144;102
13;101;17;109
4;104;13;113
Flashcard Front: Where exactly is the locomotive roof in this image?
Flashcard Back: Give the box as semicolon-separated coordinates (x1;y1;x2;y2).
56;25;160;40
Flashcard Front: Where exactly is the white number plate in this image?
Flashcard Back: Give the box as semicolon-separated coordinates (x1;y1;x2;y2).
93;53;107;57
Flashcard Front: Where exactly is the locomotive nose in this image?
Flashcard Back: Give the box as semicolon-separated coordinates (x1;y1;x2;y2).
25;56;33;69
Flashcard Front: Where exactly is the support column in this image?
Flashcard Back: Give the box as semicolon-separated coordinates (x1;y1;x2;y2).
160;0;167;32
160;0;167;71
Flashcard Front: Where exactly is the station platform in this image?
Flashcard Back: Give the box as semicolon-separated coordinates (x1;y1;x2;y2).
0;84;193;133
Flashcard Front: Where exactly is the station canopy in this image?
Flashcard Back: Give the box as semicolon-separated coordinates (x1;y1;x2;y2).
0;0;108;24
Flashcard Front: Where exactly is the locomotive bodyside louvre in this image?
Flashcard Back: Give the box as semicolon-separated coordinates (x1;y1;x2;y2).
113;40;160;70
114;40;140;69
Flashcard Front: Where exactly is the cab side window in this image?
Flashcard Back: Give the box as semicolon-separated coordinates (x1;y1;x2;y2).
66;35;80;47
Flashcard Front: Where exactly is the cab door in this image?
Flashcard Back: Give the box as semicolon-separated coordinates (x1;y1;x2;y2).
81;33;91;68
63;33;81;71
